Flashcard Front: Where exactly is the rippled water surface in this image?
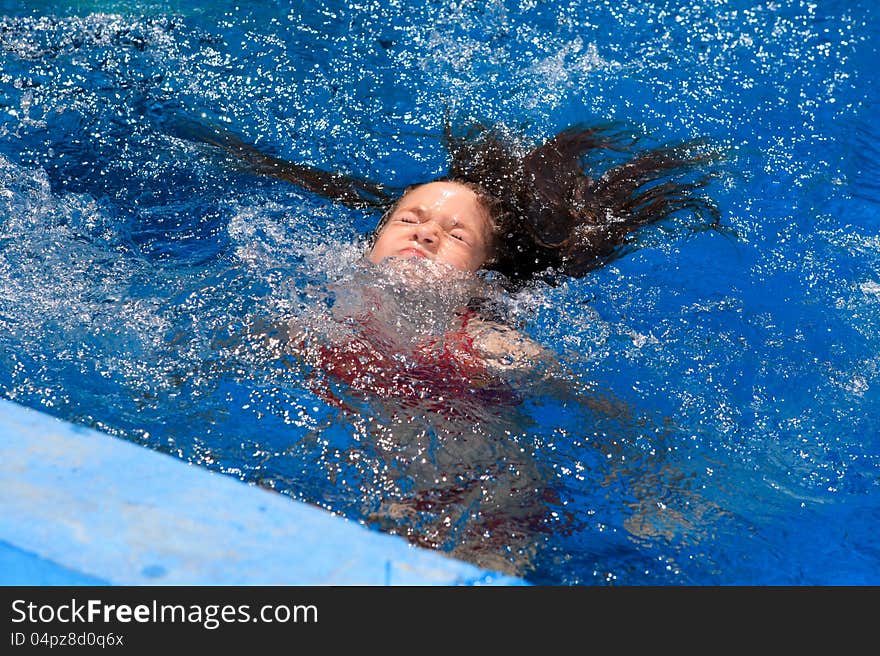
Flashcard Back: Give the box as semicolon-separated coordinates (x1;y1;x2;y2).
1;0;878;584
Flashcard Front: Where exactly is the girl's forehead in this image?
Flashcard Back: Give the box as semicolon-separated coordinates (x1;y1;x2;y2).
398;182;493;229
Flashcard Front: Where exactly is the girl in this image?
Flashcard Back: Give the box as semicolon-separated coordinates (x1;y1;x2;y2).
176;116;722;574
176;116;721;377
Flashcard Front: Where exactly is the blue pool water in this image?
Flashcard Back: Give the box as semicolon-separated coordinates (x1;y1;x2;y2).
1;0;878;585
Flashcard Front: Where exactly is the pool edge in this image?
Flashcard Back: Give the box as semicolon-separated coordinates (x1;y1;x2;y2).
0;398;527;586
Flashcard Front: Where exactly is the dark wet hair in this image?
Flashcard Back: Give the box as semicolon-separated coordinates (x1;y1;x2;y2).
172;116;721;286
439;122;721;284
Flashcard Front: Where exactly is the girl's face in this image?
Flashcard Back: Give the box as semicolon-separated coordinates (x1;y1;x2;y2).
368;181;494;273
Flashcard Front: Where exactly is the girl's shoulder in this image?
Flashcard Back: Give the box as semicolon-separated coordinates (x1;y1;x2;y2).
463;315;554;371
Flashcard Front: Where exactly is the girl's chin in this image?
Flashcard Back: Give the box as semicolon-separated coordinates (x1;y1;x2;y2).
374;255;471;278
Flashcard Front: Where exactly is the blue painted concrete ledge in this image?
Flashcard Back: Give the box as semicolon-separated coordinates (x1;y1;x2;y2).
0;399;525;586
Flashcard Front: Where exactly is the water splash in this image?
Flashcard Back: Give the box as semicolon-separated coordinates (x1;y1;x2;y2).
1;0;878;584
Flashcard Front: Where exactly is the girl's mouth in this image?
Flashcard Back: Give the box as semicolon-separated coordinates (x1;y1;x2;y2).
399;248;428;258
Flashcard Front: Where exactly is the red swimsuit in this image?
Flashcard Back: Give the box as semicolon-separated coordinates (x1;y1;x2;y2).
311;309;521;414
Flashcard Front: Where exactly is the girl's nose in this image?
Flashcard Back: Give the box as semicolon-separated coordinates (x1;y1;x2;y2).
414;221;441;247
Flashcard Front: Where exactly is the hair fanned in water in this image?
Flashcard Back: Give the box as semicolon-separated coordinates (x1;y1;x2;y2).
441;122;722;284
170;113;721;285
